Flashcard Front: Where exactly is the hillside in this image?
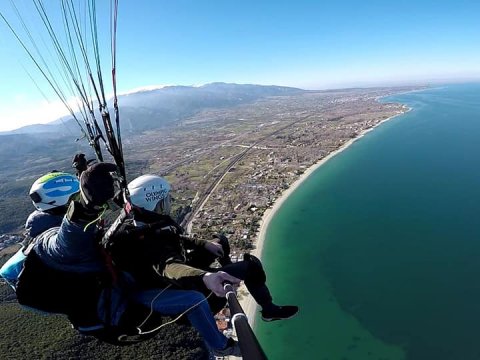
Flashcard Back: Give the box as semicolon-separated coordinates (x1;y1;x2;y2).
1;83;305;135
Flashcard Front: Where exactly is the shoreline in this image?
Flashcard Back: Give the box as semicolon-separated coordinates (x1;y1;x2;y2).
238;106;411;328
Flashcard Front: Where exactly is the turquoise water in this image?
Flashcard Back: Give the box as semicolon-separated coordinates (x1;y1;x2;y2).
255;84;480;360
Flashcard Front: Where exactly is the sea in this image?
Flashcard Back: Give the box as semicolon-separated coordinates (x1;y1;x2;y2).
254;83;480;360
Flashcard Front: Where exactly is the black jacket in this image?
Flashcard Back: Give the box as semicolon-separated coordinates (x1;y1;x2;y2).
108;209;208;288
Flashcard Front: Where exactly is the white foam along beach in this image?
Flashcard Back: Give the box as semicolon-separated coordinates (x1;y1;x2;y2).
238;105;411;329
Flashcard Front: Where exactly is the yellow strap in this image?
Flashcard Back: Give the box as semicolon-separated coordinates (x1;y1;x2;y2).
83;204;108;232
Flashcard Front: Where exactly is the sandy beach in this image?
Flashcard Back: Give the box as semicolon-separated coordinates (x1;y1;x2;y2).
238;107;410;327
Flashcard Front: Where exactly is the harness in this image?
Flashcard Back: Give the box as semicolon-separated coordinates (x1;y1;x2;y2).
12;229;167;346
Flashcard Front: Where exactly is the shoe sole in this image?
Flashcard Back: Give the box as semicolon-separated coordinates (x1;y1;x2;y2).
261;312;298;322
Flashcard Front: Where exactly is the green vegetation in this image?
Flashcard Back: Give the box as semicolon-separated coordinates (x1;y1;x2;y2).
0;197;31;234
0;299;209;360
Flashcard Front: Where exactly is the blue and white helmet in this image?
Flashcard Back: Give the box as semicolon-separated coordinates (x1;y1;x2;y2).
128;174;172;215
29;172;80;211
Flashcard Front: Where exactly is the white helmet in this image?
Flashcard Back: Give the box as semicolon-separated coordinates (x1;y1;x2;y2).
29;172;80;211
128;174;172;214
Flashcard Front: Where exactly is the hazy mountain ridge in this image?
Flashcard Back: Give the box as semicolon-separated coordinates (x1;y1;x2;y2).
1;123;60;135
1;83;305;135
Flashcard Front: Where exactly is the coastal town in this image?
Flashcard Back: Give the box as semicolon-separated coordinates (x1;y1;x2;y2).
0;87;416;255
135;87;415;257
0;87;413;259
0;235;21;252
125;86;418;339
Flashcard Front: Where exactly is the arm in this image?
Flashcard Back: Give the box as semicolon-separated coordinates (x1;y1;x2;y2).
180;234;207;249
33;203;104;273
164;263;240;297
163;262;207;279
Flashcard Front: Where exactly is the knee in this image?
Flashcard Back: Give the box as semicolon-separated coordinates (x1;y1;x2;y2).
245;254;263;270
244;254;266;283
190;290;208;304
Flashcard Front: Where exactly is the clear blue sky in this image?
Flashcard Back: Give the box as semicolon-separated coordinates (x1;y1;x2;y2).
0;0;479;131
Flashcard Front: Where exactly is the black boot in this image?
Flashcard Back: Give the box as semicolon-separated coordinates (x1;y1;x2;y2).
261;304;299;322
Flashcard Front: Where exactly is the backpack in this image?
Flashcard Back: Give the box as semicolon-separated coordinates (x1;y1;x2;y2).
4;239;168;347
0;247;26;289
15;248;104;324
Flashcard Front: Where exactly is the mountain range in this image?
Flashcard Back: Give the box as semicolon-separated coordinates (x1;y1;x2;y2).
1;83;305;136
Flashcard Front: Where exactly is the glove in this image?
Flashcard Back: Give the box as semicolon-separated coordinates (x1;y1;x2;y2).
80;162;118;207
202;271;241;297
204;241;224;257
212;233;232;266
72;153;88;177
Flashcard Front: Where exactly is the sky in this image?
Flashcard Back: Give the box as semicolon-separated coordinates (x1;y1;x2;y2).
0;0;479;132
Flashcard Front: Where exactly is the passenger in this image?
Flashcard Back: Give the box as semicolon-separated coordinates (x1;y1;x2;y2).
15;163;242;357
26;171;80;238
0;172;80;289
109;174;299;321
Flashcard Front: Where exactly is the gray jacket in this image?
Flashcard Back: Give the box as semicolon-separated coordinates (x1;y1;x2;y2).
34;217;105;273
25;210;63;238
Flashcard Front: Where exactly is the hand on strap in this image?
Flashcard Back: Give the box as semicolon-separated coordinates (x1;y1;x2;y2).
202;271;241;297
79;162;119;208
204;241;225;257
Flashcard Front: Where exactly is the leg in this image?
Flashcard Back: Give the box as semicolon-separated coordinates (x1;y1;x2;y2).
221;254;299;321
220;254;273;308
130;288;228;350
181;253;272;312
